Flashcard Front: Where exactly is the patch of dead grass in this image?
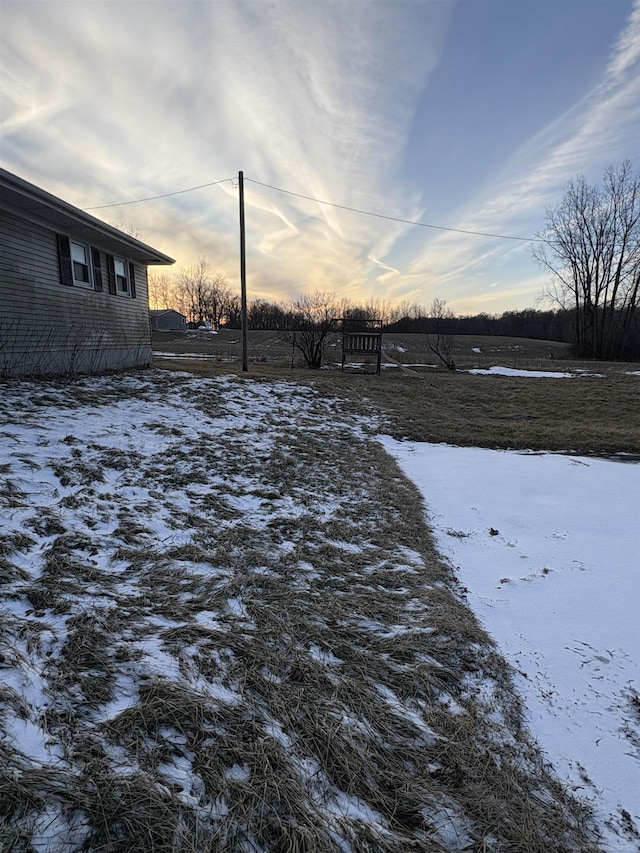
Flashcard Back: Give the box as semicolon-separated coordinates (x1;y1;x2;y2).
0;370;609;851
153;353;640;454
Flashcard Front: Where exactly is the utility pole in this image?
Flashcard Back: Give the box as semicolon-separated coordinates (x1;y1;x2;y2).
239;170;248;371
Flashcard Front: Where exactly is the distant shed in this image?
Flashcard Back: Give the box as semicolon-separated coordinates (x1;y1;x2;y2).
0;168;174;377
150;309;187;332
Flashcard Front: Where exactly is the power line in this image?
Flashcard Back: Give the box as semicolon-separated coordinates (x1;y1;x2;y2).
83;177;235;211
83;171;545;243
245;176;545;243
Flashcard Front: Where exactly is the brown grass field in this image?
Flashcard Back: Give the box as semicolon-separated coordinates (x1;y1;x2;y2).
152;330;640;455
1;337;636;851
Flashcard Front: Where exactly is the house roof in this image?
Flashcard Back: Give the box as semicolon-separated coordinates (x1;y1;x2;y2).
0;167;175;265
150;309;185;317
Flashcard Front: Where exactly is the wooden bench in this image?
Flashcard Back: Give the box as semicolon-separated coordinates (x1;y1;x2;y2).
341;329;382;375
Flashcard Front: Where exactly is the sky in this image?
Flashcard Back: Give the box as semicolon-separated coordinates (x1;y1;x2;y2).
1;0;639;315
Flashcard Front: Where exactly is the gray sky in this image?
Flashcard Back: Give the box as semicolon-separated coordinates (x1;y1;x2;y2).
1;0;638;313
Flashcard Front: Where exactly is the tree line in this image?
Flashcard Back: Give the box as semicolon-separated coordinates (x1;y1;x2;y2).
149;265;574;341
149;161;639;362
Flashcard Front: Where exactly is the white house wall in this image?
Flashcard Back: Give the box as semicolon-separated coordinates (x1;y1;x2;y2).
0;209;152;376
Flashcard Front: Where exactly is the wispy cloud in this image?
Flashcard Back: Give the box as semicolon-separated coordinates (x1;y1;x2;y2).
0;1;451;266
1;0;637;312
487;1;638;216
388;0;640;311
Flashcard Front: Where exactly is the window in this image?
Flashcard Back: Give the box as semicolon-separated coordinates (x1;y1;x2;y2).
57;235;100;289
57;236;136;299
114;257;129;294
70;241;92;285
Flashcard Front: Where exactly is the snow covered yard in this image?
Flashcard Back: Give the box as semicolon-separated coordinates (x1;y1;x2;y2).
381;440;640;852
0;370;618;851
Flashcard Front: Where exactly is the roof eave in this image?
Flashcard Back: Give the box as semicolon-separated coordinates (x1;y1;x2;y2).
0;168;175;266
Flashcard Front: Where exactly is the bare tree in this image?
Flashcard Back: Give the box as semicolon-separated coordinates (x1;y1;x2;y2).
388;301;424;332
534;161;640;360
225;294;242;329
148;272;174;310
204;273;234;330
173;258;231;328
361;297;395;326
174;259;208;325
286;291;340;369
108;221;143;240
426;298;456;369
248;299;289;330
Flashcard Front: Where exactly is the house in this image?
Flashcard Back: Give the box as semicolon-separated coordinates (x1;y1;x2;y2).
150;308;187;332
0;167;174;377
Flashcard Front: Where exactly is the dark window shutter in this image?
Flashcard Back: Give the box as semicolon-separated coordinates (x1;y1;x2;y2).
57;234;73;286
91;248;103;291
128;262;137;298
106;254;117;295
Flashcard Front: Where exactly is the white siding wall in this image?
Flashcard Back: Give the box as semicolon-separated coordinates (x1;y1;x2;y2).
0;209;152;376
